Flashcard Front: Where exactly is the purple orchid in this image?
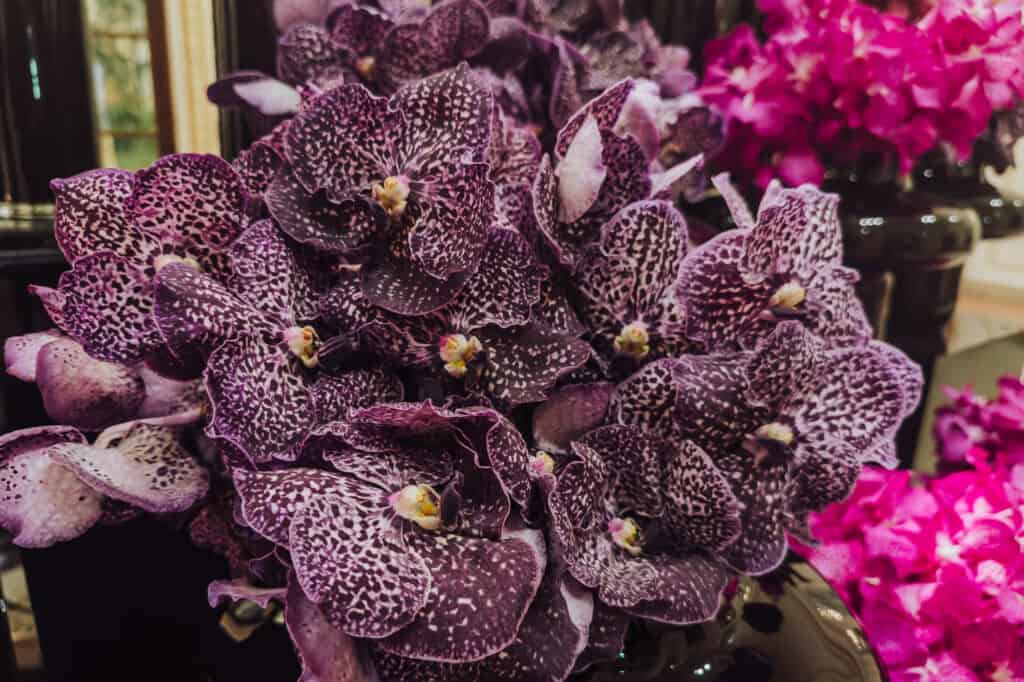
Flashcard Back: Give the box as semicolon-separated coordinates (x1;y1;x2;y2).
679;174;872;352
232;401;546;663
0;423;208;547
39;155;248;365
610;321;922;574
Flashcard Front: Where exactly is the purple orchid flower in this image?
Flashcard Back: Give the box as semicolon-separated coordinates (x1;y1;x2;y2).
266;64;497;315
547;423;734;623
679;173;873;352
39;155;248;365
0;423;209;547
610;321;922;574
232;401;546;663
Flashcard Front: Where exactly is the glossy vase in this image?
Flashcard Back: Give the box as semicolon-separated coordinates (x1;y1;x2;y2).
575;555;887;682
914;153;1024;240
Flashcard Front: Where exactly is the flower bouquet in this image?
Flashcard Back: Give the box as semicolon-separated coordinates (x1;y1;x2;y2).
799;375;1024;681
1;1;922;679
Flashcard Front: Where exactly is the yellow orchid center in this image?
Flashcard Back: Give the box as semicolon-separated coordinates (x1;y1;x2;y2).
608;517;642;556
372;175;411;218
355;56;375;80
390;484;441;531
613;322;650;359
153;254;200;272
283;326;320;369
769;281;807;310
529;451;555;476
755;422;795;446
439;333;483;379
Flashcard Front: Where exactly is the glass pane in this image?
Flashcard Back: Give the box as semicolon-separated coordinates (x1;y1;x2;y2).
90;37;156;131
84;0;147;34
109;134;159;171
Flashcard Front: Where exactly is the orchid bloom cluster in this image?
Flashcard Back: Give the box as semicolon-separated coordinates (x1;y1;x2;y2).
934;375;1024;472
702;0;1024;188
1;2;922;680
798;379;1024;681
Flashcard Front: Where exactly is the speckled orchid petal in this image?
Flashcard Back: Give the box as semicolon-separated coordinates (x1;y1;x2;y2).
446;228;546;331
787;344;913;459
869;341;924;417
668;355;767;452
550;440;607;531
745;320;825;410
710;173;754;231
489;114;541;187
532;382;615;454
34;337;145;430
50;169;149;263
205;336;314;463
623;554;729;625
266;167;384;255
588;132;652;220
291;494;430;638
574;602;629;672
662;440;740;552
233;467;386;546
53;424;208;513
555;79;633;158
743;181;843;281
548;38;588;130
556;115;606;224
153;263;278;353
361;255;472;316
4;330;61;382
531;155;573;268
309;369;404;424
578;426;663;517
232;140;285;199
580;30;648;92
284;83;395;199
0;426;103;547
207;579;286;608
607;359;682;442
663;107;724;168
532;277;586;336
277;24;351;87
378;0;491;89
577;200;689;358
406;160;495;280
716;451;791;576
360;312;448;366
790;441;860;514
480;416;532;507
127;154;246;262
224;220;322;323
28;285;67;330
476;326;592;406
315;443;453;493
208;72;302;117
327;3;394;58
677;230;775;352
57;252;162;363
804;266;873;345
284;573;378;682
377;525;545;662
493;182;534;233
373;567;592;681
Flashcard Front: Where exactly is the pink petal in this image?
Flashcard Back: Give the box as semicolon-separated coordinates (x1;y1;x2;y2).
556;115;607;223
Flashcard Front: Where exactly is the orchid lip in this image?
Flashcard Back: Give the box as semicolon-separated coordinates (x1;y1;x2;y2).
613;321;651;360
372;175;411;219
153;254;200;272
355;56;376;80
438;333;483;379
608;516;642;556
284;326;321;368
528;451;555;477
390;484;441;531
769;281;807;311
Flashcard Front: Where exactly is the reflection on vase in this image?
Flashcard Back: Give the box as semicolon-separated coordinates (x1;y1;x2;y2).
577;555;886;682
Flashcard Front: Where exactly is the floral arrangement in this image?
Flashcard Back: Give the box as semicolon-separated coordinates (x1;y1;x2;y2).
1;1;921;679
799;375;1024;682
701;0;1024;188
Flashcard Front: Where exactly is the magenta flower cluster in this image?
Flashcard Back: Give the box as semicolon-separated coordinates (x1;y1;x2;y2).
799;375;1024;682
701;0;1024;188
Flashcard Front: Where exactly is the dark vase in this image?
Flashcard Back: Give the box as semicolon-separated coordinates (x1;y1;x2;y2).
575;555;887;682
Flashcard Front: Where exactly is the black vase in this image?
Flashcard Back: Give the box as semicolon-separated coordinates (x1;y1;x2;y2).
914;154;1024;241
576;555;887;682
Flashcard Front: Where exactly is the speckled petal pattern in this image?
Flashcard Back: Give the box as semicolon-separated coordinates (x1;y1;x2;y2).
4;330;62;382
716;451;791;576
277;24;351;87
310;369;404;424
361;255;472;316
50;169;150;264
578;426;663;517
662;440;741;552
532;382;615;454
476;326;592;406
623;554;729;625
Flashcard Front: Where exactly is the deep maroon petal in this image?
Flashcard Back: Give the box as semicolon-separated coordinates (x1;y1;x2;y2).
550;440;608;531
284;83;396;198
277;24;351;87
662;440;741;552
284;573;378;682
128;154;246;262
804;266;873;345
869;340;924;416
532;382;615;454
716;451;791;576
578;425;663;516
50;169;151;264
361;254;471;316
318;270;378;332
290;495;431;638
309;369;404;424
35;337;144;430
207;579;286;608
407;161;495;279
3;330;60;382
622;554;730;625
53;424;208;513
532;277;585;336
790;441;860;514
476;325;592;406
378;1;491;89
232;139;285;199
555;79;633;158
547;37;588;130
267;170;384;256
204;336;315;463
662;106;725;169
588;132;652;222
377;525;544;662
0;426;103;548
744;320;825;410
480;415;532;507
489;114;541;187
234;467;387;546
607;359;682;443
360;312;448;366
668;355;766;452
445;227;546;331
57;252;162;363
327;3;394;57
709;173;754;231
